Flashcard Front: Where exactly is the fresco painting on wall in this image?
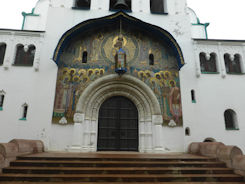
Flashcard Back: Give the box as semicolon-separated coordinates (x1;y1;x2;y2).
132;69;182;127
52;26;182;127
53;67;106;124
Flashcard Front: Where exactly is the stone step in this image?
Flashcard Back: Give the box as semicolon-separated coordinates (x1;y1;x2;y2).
0;173;243;182
3;166;234;174
10;160;226;168
17;156;217;162
18;152;216;159
1;152;243;183
1;182;245;184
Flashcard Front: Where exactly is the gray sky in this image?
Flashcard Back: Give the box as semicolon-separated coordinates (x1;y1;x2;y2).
0;0;37;29
187;0;245;40
0;0;244;40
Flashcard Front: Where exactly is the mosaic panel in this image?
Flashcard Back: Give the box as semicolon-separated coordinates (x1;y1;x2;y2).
53;26;182;127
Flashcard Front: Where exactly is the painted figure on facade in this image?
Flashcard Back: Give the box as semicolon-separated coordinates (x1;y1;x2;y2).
115;36;127;74
53;25;182;126
169;80;182;125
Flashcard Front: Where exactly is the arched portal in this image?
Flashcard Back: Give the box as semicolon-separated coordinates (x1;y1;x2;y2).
97;96;138;151
69;74;163;153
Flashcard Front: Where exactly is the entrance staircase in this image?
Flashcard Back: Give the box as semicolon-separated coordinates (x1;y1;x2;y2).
0;152;244;183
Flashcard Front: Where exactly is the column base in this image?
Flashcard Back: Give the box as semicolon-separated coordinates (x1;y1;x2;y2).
154;147;165;153
66;145;82;152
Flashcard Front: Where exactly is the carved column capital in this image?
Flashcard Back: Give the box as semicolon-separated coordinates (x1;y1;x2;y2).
152;115;163;125
73;113;84;123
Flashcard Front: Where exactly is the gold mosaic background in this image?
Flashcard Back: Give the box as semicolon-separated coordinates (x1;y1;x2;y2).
53;26;182;127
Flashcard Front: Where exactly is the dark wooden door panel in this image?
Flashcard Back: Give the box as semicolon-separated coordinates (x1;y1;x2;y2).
97;96;138;151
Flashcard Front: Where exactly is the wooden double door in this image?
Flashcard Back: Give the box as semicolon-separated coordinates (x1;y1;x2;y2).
97;96;138;151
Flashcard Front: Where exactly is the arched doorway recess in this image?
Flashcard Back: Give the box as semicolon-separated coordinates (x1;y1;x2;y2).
97;96;138;151
70;74;163;153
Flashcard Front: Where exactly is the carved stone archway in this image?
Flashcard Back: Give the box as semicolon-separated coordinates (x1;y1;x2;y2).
69;74;163;153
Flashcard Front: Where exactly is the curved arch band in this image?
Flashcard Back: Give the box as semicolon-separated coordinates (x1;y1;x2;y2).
69;74;164;153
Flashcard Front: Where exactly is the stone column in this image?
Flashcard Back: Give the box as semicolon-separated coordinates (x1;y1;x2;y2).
3;32;15;70
194;45;201;78
68;113;84;152
89;118;97;152
218;43;226;78
83;118;91;151
141;0;150;12
242;44;245;73
152;115;164;152
139;120;145;152
144;118;153;152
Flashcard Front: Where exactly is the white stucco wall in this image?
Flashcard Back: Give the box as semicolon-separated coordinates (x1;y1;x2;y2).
183;40;245;152
187;7;207;39
0;30;57;150
191;25;207;39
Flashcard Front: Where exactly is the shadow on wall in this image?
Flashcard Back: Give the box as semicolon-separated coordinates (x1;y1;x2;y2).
203;137;216;142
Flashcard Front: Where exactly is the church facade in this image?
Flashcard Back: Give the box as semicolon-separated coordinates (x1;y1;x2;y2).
0;0;245;153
